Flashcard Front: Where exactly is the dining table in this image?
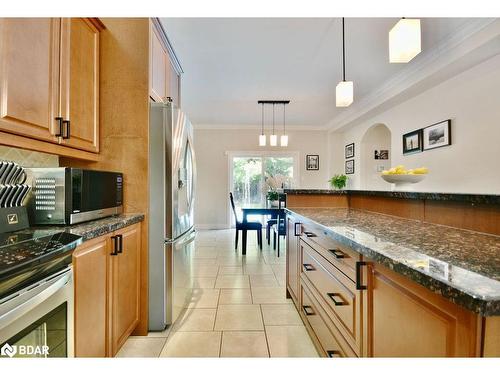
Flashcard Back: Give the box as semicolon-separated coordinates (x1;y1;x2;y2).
240;207;284;255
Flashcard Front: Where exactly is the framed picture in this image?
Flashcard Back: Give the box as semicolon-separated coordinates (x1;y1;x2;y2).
345;159;354;174
306;155;319;170
345;143;355;159
374;150;389;160
423;120;451;151
402;129;423;155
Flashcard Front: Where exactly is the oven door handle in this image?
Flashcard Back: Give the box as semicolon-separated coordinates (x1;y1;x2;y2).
0;268;72;332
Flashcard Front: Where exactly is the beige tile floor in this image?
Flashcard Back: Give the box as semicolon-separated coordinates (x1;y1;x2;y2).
117;229;318;358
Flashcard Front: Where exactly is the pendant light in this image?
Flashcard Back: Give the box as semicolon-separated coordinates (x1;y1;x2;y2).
336;17;353;107
280;103;288;147
270;103;277;146
389;18;421;63
259;103;266;146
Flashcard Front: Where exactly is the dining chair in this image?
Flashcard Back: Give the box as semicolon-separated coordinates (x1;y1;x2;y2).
272;210;286;257
229;192;263;252
266;193;287;245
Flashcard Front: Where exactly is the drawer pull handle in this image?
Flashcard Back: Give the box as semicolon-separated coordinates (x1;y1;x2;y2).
294;222;302;236
327;292;348;306
302;305;315;316
303;264;315;271
304;231;316;238
327;350;343;358
110;235;119;256
329;249;345;259
356;261;367;290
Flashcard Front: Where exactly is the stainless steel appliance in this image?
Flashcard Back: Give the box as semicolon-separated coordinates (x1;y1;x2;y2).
0;231;82;357
26;168;123;225
149;102;196;331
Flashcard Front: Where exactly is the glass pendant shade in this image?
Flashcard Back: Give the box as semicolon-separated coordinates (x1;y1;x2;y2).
389;18;421;63
270;134;278;146
280;135;288;147
336;80;354;107
259;134;266;146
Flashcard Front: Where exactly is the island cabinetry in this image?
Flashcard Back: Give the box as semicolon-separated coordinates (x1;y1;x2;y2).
365;263;480;357
73;222;141;357
286;215;301;305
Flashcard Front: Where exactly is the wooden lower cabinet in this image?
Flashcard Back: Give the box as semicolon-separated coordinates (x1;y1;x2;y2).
109;224;141;355
73;236;109;357
73;222;141;357
366;263;480;357
286;215;300;304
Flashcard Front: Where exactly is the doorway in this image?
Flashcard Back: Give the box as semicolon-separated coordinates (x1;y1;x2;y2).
228;151;299;226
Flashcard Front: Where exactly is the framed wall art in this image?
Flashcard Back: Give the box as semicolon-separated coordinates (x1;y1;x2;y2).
345;143;355;159
402;129;423;155
423;119;451;151
345;159;354;174
306;155;319;170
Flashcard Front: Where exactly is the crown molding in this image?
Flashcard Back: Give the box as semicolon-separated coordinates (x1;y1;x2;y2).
326;18;500;133
193;123;327;131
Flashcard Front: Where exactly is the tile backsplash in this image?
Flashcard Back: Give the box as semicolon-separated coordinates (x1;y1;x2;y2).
0;146;59;167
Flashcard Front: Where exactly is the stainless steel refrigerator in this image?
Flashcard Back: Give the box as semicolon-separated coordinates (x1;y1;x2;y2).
148;102;196;331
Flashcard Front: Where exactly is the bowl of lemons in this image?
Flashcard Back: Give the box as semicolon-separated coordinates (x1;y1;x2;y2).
381;165;428;190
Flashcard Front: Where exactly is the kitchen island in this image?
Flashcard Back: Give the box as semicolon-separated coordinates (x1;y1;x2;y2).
284;189;500;357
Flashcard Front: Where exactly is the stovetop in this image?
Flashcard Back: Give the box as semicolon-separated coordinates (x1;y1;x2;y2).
0;231;82;300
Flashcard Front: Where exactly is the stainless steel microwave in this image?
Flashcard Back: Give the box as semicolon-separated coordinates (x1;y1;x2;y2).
26;168;123;225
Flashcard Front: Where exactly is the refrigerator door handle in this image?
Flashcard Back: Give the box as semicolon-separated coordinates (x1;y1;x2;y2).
164;228;196;246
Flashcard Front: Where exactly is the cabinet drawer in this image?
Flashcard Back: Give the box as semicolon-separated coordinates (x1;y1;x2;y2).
300;281;357;357
300;239;362;354
301;221;360;281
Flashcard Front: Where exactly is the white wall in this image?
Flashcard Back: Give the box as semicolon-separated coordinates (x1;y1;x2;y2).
361;124;392;190
194;128;329;228
329;53;500;194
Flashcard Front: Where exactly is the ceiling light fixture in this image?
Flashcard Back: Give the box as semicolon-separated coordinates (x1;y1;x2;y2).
270;103;277;146
389;18;421;63
259;103;266;146
336;17;353;107
280;103;288;147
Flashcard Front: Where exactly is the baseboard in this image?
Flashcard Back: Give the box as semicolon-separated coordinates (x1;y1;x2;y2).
195;223;230;230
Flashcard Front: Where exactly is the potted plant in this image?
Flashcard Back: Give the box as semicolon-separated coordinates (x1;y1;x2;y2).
329;174;348;190
263;174;290;207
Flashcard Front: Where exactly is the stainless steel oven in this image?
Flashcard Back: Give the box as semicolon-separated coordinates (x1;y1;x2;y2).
0;267;73;358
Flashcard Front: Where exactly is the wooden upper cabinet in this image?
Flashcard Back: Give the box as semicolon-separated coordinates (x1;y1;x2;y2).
286;215;300;304
110;223;141;356
365;263;480;357
0;18;60;142
150;20;182;106
73;236;109;358
60;18;101;153
150;27;167;102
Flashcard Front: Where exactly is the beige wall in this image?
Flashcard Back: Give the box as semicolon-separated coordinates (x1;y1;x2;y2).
194;128;329;228
329;53;500;194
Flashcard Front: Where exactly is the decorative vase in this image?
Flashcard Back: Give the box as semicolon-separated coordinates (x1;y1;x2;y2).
269;200;279;207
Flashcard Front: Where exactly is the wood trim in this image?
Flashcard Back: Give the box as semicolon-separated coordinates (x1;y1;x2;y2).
86;17;106;31
482;316;500;357
349;195;425;221
287;194;349;208
0;130;99;161
150;18;183;75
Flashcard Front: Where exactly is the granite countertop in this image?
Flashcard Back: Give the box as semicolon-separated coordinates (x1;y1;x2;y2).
17;213;145;242
284;189;500;205
286;207;500;316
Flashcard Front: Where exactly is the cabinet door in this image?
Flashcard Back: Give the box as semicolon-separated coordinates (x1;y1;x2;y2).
110;223;141;356
167;60;180;106
73;236;109;357
60;18;100;152
286;215;300;305
365;263;480;357
0;18;60;142
150;27;167;102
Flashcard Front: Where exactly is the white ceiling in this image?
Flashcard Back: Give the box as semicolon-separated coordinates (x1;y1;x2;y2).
159;18;482;129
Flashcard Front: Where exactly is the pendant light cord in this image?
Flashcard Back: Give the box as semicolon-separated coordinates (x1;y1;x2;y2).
261;103;264;135
272;103;275;135
342;17;346;82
